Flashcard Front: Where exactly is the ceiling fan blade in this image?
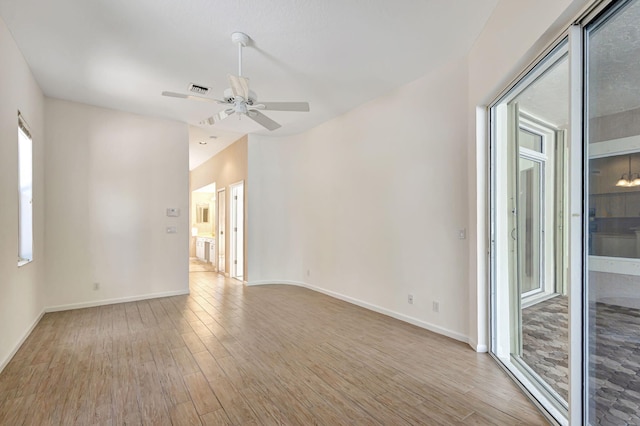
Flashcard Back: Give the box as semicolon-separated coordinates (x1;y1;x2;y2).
201;109;235;126
162;91;189;98
228;75;250;100
247;110;281;131
256;102;310;112
162;91;223;103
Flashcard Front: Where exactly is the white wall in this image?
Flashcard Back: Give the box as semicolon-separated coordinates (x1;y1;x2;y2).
45;99;190;310
249;0;594;349
249;56;471;342
0;16;46;370
466;0;589;350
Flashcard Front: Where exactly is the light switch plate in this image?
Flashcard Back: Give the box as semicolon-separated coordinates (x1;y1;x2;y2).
166;208;180;217
166;226;177;234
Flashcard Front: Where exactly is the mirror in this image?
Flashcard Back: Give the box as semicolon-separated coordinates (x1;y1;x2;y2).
196;203;210;223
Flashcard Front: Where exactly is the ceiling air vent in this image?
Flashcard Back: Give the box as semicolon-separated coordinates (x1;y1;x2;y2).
189;83;209;95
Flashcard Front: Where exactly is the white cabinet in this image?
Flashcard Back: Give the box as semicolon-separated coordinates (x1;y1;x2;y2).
208;240;216;265
196;237;216;265
195;239;206;261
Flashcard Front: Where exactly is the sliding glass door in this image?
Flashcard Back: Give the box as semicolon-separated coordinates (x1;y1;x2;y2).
490;1;640;424
490;41;570;421
585;0;640;424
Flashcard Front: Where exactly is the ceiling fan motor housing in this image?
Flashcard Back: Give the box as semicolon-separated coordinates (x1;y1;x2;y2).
223;88;257;105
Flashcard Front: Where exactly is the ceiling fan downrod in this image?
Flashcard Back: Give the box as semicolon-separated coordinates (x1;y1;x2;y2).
231;32;249;77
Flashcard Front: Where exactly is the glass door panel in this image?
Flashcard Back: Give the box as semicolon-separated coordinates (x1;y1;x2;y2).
490;40;570;422
585;0;640;424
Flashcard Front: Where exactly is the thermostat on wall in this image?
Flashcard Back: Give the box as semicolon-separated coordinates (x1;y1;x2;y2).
166;208;180;217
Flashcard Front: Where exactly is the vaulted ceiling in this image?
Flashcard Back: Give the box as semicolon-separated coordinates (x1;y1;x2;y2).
0;0;499;168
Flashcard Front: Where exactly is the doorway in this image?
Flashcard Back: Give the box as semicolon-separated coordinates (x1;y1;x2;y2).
217;187;226;274
190;183;217;273
230;181;244;280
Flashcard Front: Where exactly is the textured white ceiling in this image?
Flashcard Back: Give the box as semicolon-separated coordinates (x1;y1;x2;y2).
588;0;640;118
0;0;500;167
517;57;569;129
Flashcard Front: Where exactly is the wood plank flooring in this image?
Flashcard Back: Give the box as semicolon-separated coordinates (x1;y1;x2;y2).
0;271;548;425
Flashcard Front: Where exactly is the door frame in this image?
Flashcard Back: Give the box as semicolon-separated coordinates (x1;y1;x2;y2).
217;187;226;274
488;37;571;424
229;180;245;280
518;115;559;308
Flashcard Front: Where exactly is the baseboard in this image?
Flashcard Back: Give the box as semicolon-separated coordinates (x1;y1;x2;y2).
468;339;488;353
248;280;308;287
0;309;45;374
45;289;191;313
2;289;191;372
247;280;469;344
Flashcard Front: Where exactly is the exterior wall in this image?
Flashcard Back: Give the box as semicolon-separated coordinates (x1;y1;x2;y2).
590;107;640;143
0;15;46;371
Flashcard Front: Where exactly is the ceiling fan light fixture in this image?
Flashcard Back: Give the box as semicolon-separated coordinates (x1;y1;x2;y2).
616;176;630;187
615;155;639;187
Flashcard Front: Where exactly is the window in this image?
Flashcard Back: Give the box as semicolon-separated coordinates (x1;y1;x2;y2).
18;112;33;266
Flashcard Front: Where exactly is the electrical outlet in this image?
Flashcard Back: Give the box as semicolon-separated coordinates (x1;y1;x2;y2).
93;282;100;291
433;301;439;313
408;294;414;304
458;228;467;239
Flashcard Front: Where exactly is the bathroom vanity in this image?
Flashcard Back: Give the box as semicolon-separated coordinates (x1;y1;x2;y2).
195;236;216;264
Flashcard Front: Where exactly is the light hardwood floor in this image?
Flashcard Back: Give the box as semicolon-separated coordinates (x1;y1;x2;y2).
0;271;548;425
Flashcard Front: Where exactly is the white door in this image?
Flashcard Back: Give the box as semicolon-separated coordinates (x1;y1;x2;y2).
217;188;226;273
230;181;244;279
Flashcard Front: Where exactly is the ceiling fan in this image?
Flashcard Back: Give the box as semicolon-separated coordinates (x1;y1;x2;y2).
162;32;310;131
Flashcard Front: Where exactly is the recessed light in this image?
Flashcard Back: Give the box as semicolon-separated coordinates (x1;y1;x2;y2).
199;141;207;145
